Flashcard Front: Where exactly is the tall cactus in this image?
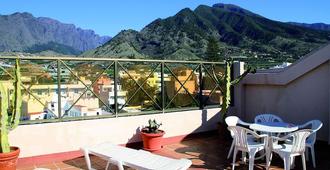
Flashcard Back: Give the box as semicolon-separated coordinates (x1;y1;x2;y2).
0;58;22;153
214;60;255;122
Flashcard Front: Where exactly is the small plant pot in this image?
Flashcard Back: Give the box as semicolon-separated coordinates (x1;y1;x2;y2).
141;129;165;152
0;146;20;170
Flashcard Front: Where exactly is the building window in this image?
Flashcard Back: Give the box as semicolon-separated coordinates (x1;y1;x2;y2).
37;90;42;95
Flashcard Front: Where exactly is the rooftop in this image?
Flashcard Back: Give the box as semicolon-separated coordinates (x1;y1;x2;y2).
3;43;330;170
17;133;330;170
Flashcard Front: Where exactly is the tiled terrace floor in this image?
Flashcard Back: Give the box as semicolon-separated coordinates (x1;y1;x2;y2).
17;133;330;170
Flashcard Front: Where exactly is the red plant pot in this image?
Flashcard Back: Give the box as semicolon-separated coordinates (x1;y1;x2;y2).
0;146;20;170
141;129;165;152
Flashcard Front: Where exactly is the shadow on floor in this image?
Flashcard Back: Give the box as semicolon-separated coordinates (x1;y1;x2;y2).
173;134;328;170
48;134;329;170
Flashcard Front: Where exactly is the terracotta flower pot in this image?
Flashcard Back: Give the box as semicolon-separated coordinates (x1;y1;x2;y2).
0;146;20;170
141;129;165;152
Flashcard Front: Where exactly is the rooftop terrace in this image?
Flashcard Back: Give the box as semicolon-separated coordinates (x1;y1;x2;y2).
3;43;330;170
17;133;330;170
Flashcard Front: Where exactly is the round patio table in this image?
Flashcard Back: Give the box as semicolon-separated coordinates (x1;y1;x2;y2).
249;122;298;165
250;122;298;133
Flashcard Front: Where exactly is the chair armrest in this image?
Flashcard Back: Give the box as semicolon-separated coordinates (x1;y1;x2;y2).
247;129;268;139
271;135;290;141
298;122;310;129
238;120;251;126
258;134;268;138
298;125;307;129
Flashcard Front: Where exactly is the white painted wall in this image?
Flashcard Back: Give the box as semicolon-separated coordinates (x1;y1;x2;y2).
243;62;329;141
236;44;330;143
10;108;220;158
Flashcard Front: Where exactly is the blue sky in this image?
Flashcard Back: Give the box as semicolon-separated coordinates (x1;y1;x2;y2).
0;0;329;36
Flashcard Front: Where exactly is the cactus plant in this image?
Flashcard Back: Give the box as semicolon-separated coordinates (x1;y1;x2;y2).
141;119;164;151
214;59;255;122
143;119;162;133
0;59;22;153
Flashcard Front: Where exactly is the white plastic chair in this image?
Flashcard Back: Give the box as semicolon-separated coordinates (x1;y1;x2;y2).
298;120;323;168
225;116;252;127
270;129;312;170
225;116;252;159
254;114;283;123
227;126;268;170
255;114;284;139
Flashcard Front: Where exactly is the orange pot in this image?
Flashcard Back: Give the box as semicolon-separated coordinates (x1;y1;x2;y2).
141;129;165;152
0;146;20;170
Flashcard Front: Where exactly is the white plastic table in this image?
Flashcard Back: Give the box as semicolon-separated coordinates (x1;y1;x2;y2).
249;122;298;165
250;122;298;134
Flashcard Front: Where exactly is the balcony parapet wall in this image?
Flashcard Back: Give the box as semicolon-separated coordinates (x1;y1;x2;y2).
10;108;220;157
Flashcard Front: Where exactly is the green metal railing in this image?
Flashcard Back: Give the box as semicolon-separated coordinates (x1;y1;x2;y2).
0;56;225;124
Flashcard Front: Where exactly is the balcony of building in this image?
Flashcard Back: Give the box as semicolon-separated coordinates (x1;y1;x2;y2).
2;43;330;170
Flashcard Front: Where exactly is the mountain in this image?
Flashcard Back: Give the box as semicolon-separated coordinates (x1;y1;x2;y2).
288;22;330;31
24;41;81;55
0;12;111;55
82;3;330;62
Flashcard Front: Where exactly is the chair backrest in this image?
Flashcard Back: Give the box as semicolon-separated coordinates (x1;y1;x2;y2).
225;116;251;126
287;129;312;154
254;114;283;123
299;120;323;144
225;116;239;126
227;126;256;152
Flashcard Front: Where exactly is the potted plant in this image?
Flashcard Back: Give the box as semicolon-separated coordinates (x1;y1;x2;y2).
0;59;22;170
213;59;255;138
140;119;165;152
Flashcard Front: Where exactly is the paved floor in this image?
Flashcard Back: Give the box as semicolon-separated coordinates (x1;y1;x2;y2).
17;133;330;170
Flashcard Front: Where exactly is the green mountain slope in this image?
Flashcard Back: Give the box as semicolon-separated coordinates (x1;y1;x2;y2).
24;41;81;55
289;22;330;31
82;3;330;62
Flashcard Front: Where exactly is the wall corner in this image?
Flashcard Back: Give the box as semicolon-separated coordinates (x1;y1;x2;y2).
231;61;245;119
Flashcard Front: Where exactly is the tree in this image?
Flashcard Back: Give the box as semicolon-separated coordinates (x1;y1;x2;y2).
121;77;158;108
206;37;221;61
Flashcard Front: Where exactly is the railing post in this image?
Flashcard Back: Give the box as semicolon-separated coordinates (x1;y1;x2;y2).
114;60;118;117
199;63;204;109
161;62;165;113
57;59;62;119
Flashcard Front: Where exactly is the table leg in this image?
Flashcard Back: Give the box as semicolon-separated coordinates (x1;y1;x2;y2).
265;136;273;170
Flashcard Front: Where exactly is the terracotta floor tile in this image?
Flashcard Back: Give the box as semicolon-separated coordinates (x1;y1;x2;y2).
54;162;76;169
35;163;58;170
17;167;36;170
16;164;36;170
59;167;82;170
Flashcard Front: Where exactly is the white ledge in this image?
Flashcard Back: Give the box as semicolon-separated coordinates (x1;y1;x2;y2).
243;43;330;85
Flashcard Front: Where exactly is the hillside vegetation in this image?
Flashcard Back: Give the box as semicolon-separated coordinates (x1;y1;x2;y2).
82;3;330;64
